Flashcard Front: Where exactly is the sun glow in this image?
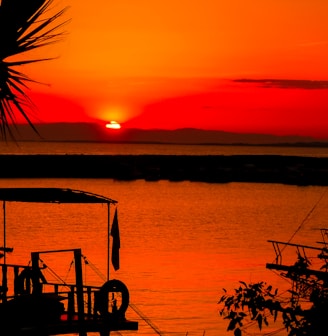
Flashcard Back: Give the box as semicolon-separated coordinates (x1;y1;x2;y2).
106;121;121;129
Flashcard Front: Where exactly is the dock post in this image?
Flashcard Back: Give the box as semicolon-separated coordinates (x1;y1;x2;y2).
74;248;87;336
1;264;7;301
31;252;42;294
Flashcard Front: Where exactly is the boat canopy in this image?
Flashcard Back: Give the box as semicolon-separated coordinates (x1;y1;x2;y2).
0;188;117;204
0;188;117;279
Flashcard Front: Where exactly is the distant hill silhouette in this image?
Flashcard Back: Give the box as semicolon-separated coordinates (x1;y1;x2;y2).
9;122;328;146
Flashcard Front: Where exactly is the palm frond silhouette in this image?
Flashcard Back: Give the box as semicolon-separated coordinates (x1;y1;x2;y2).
0;0;69;140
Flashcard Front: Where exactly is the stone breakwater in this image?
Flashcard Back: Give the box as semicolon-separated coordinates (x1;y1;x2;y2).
0;155;327;186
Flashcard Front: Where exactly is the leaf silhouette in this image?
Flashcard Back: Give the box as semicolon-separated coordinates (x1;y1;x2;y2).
257;314;263;330
0;0;69;140
239;281;247;288
234;328;242;336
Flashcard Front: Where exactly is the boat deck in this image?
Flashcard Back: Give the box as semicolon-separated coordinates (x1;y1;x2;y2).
18;314;138;336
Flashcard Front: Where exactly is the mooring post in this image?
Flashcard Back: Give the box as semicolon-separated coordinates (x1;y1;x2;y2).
31;252;42;294
74;248;87;336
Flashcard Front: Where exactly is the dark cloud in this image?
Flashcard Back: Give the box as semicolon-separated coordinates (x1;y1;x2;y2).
233;78;328;89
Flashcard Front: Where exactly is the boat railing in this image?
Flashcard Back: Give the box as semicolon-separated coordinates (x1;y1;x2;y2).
266;239;328;282
42;282;103;320
267;240;327;265
0;262;112;321
0;262;33;301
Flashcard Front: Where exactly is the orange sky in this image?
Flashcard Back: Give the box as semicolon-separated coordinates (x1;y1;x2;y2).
19;0;328;139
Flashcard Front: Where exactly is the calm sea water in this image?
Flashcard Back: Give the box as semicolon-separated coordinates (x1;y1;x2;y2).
1;143;328;336
0;141;328;156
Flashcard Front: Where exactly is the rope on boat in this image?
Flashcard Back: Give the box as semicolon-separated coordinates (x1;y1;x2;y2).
64;259;75;283
276;188;327;259
288;188;327;244
39;258;69;285
261;327;286;335
129;302;163;336
82;255;106;281
83;255;164;335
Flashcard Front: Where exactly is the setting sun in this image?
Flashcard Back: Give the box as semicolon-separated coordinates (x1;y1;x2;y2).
105;121;121;129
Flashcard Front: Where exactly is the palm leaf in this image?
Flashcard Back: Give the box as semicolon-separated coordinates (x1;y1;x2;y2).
0;0;69;140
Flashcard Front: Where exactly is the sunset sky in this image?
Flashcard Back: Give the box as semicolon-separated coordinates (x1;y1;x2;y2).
21;0;328;139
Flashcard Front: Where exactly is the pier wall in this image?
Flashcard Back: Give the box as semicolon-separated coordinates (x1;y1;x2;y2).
0;155;327;186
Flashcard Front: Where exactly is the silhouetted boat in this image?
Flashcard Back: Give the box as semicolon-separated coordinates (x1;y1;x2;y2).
0;187;138;336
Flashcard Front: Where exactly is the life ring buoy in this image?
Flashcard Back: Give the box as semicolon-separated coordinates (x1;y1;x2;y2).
95;279;129;320
14;267;47;295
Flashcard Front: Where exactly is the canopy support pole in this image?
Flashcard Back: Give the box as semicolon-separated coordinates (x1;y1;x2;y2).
2;201;6;266
107;203;110;281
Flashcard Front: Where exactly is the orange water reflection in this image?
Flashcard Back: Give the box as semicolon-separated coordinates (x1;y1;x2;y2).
0;179;327;336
